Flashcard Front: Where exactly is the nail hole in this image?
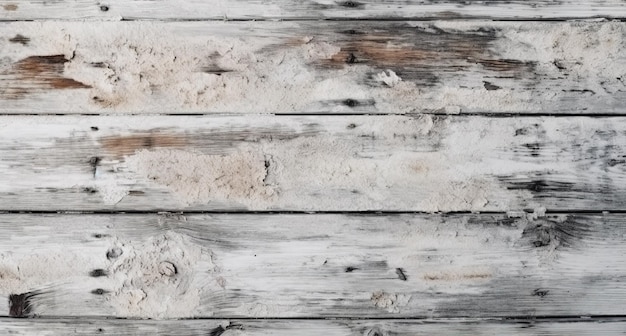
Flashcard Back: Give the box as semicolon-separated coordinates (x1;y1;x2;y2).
343;99;358;107
91;288;108;295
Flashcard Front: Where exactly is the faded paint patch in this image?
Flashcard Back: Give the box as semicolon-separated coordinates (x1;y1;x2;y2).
125;149;276;208
107;231;219;318
370;291;411;313
375;69;402;87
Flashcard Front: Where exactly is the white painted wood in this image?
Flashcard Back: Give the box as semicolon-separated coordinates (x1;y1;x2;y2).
0;21;624;114
0;213;624;318
2;318;626;335
0;0;624;20
0;115;624;211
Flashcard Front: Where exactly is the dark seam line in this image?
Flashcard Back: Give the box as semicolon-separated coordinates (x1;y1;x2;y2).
0;16;616;22
2;113;626;117
2;315;626;321
0;210;623;215
0;14;624;22
120;17;626;22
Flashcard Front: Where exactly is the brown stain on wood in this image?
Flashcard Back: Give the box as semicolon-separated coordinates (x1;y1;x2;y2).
316;24;534;85
423;271;491;281
100;133;188;157
1;55;91;99
8;35;30;46
2;4;17;10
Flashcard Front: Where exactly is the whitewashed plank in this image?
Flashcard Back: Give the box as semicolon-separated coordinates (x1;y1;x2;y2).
0;0;625;20
0;21;624;114
0;115;624;211
2;318;626;335
0;213;624;318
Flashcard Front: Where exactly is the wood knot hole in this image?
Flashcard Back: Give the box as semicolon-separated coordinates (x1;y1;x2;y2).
159;261;177;277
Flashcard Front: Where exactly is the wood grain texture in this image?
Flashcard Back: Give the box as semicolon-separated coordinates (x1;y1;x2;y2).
0;213;625;318
2;318;626;335
0;0;625;20
0;21;624;114
0;115;625;212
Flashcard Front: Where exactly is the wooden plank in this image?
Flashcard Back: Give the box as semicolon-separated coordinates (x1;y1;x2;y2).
0;115;625;212
0;0;625;20
0;21;624;114
0;213;625;318
2;318;626;335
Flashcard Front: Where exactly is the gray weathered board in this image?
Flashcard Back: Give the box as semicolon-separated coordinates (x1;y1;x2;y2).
0;21;624;114
3;318;626;335
0;0;625;20
1;213;625;318
0;115;624;212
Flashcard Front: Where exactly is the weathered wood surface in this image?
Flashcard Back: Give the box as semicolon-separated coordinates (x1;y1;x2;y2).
1;115;625;212
1;21;624;114
3;318;626;335
1;0;625;20
1;213;625;318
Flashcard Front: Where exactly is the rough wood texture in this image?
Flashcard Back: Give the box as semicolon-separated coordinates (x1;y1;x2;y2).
1;115;625;212
2;318;626;335
0;0;625;20
0;213;625;318
0;21;624;114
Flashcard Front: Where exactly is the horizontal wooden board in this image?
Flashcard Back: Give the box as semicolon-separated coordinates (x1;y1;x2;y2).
2;318;626;335
0;21;624;114
0;115;625;212
0;0;625;20
0;213;625;318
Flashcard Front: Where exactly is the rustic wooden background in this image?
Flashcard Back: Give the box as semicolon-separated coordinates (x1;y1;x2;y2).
1;1;626;334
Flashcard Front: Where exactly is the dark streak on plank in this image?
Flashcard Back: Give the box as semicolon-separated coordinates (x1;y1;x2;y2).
8;34;29;46
396;268;408;281
8;292;36;317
